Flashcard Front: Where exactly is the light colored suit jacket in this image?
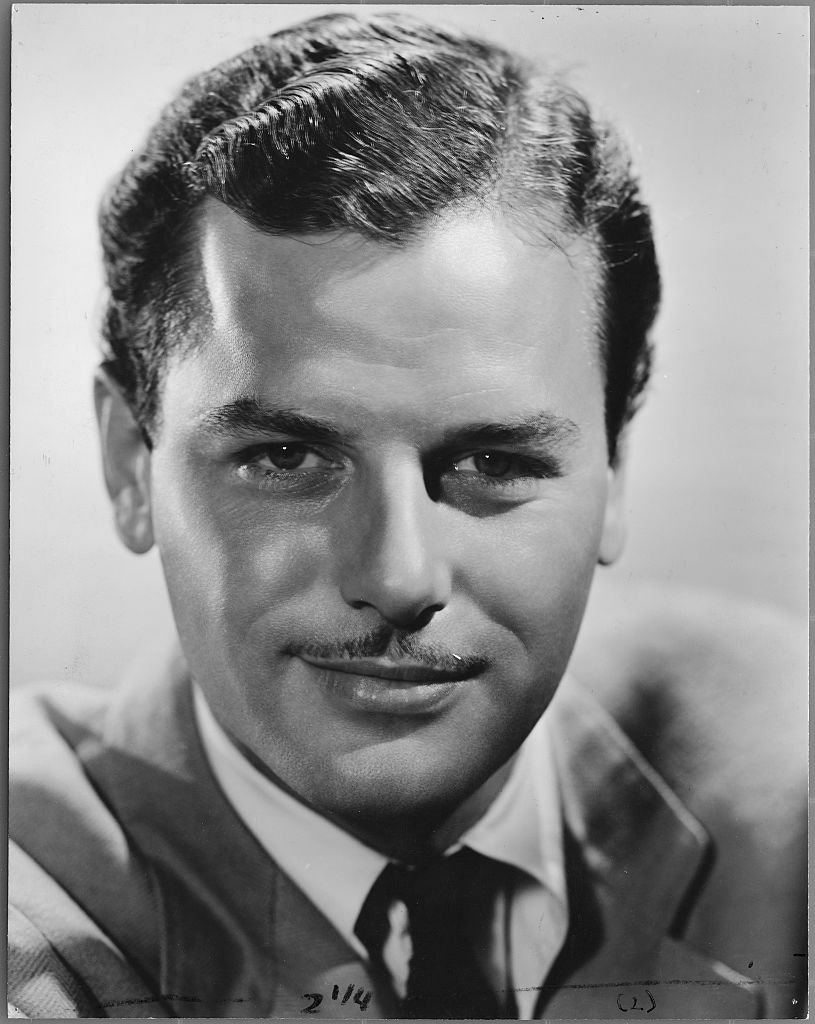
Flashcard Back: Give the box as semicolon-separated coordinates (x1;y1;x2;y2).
9;588;806;1018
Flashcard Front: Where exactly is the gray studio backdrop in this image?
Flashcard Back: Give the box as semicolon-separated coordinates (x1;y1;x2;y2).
11;5;809;688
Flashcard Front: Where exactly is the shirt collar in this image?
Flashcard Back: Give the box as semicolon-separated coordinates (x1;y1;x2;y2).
193;684;566;959
458;709;566;904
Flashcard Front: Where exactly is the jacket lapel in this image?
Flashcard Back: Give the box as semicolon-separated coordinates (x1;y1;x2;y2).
270;870;400;1018
538;681;760;1018
88;644;394;1017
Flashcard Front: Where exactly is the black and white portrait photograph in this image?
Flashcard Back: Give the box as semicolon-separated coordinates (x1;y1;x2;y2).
9;4;808;1019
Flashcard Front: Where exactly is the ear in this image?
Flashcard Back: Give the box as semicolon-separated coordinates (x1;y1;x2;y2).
94;368;154;555
598;444;627;567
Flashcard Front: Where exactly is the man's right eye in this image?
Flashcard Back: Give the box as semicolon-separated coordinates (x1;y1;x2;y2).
236;443;345;484
256;443;320;471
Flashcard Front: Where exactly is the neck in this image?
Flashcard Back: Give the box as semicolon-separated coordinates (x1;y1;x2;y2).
342;756;518;863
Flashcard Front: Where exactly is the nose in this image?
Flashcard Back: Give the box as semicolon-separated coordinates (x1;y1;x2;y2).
339;464;451;629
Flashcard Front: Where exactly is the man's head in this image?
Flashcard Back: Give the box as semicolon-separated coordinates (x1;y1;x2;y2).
96;13;659;853
99;11;658;462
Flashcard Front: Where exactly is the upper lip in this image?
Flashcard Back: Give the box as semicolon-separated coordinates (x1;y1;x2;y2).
298;655;479;684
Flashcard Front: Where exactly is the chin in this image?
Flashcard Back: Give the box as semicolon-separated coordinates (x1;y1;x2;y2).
311;734;506;830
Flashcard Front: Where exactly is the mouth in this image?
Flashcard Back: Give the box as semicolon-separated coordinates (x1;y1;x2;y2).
299;655;477;683
297;654;485;713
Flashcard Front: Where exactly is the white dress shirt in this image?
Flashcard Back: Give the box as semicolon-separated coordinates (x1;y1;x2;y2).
194;686;568;1019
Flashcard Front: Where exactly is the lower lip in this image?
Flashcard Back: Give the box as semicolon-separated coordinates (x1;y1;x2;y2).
308;666;467;714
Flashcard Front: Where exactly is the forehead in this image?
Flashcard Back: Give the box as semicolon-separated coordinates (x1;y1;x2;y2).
161;201;604;438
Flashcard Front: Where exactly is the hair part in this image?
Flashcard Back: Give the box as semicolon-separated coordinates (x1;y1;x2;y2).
99;11;660;463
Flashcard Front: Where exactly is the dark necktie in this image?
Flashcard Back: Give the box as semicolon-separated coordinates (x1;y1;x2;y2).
355;848;511;1019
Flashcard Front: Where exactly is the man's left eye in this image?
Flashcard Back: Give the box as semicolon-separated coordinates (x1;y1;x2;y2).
452;452;536;480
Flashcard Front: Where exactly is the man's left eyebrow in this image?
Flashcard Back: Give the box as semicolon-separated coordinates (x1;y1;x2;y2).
438;413;581;452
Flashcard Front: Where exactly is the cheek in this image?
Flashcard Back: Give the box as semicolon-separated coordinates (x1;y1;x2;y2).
150;461;332;640
455;479;607;656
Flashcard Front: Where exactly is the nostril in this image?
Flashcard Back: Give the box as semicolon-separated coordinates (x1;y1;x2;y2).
411;604;442;630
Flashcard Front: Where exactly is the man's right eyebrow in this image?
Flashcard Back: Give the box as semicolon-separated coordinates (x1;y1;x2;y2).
195;399;346;444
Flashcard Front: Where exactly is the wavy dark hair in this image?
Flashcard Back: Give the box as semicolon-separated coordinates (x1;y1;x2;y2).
99;11;660;464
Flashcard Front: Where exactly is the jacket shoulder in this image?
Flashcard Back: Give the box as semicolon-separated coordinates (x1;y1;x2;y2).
9;684;165;1016
8;841;169;1018
571;580;807;795
10;683;140;895
569;581;807;1016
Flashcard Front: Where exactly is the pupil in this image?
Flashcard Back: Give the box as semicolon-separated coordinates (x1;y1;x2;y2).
271;444;306;470
474;452;511;477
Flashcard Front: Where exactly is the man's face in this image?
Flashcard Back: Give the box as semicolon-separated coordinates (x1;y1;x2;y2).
141;202;622;834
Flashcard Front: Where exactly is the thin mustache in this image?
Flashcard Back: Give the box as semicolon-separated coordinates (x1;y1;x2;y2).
291;626;486;674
